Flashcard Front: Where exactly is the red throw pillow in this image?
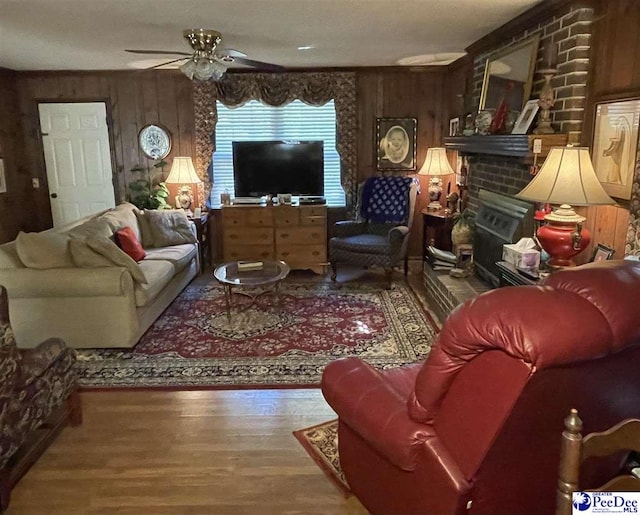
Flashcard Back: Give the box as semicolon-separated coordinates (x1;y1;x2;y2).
115;226;146;262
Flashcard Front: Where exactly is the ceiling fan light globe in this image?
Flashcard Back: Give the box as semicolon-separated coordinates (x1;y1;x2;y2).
194;58;215;80
210;60;228;80
180;59;197;79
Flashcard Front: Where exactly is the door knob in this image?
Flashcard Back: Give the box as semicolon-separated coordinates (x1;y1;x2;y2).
50;193;58;198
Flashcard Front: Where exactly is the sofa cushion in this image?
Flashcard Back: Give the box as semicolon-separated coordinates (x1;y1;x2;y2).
143;244;197;272
330;234;390;255
145;210;197;247
0;242;25;269
115;226;146;262
85;236;147;284
134;209;155;248
15;231;74;269
67;217;113;241
69;238;114;267
98;202;141;242
134;260;175;307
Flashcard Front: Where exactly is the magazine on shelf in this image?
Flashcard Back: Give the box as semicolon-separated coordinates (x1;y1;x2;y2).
427;246;457;264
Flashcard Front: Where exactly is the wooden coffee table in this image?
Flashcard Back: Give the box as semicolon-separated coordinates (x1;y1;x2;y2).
213;260;290;321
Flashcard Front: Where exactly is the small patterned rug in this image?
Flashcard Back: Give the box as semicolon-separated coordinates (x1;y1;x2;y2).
76;281;437;389
293;419;349;495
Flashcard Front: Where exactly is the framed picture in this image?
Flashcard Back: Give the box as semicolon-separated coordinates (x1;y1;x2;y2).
449;117;460;137
511;100;539;134
590;243;615;263
0;159;6;194
592;97;640;201
376;118;417;171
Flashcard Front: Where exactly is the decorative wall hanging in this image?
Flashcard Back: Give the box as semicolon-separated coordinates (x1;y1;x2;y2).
139;124;172;160
592;97;640;202
376;118;417;171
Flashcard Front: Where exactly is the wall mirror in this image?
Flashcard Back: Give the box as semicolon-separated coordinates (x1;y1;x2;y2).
479;35;540;114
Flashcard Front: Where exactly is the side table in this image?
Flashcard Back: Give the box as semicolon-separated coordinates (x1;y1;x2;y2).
189;212;210;271
422;209;454;264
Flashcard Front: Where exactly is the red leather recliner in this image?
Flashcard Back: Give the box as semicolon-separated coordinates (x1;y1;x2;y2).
322;260;640;515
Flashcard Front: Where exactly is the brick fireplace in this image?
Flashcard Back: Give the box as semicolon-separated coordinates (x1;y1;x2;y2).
426;4;595;320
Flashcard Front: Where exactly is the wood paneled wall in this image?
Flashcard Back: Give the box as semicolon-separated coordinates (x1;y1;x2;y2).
580;0;640;259
356;68;449;257
0;70;36;241
2;67;450;259
13;71;195;232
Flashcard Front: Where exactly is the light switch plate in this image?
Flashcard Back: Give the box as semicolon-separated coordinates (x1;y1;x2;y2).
533;139;542;154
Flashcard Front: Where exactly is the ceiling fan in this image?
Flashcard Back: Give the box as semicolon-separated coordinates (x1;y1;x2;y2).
126;29;284;81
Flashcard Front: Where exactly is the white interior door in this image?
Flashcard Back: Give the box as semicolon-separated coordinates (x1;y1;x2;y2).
39;102;116;227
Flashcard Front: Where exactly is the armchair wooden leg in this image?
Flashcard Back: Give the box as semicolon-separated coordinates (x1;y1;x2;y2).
330;262;337;282
67;390;83;427
384;268;393;290
404;257;409;276
0;473;10;513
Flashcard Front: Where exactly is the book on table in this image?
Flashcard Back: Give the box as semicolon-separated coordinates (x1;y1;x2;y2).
237;261;264;272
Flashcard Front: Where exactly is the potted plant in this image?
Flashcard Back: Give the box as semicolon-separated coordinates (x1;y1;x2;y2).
128;160;171;210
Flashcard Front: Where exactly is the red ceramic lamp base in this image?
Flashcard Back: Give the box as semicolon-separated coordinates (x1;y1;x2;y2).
537;221;591;267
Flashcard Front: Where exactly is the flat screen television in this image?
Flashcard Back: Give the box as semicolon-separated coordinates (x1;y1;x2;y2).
232;140;324;198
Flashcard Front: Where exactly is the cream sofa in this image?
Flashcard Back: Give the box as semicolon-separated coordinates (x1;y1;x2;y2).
0;202;200;349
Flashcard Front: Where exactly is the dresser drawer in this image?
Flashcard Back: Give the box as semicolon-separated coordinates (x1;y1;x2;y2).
276;244;327;264
224;245;274;262
246;209;274;227
276;227;326;246
221;207;247;227
273;206;300;226
224;227;273;245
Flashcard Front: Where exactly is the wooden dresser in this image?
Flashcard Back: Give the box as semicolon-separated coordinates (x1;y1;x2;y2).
221;204;327;274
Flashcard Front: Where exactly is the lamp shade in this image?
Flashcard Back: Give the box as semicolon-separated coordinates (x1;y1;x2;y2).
418;147;455;176
166;157;202;185
516;146;614;206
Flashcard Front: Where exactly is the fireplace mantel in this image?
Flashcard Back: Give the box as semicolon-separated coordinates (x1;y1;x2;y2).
444;134;568;159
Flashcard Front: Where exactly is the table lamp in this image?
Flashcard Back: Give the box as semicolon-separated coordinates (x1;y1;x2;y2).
165;157;203;215
516;146;615;267
418;147;455;211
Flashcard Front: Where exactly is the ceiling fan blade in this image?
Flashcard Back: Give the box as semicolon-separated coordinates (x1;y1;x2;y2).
147;57;189;70
216;48;247;58
232;57;285;71
126;49;191;56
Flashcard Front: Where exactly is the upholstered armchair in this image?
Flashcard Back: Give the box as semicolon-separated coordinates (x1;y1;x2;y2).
322;261;640;515
0;285;81;510
329;176;418;288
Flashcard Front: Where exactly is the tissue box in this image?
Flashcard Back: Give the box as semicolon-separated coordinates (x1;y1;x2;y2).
502;239;541;270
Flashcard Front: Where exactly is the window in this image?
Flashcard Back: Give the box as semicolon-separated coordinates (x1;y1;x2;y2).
211;99;345;207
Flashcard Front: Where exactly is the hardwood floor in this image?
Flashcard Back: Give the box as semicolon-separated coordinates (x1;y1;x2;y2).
8;389;368;514
8;263;433;514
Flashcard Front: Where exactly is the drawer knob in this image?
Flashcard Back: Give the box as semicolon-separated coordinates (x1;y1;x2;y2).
281;233;289;239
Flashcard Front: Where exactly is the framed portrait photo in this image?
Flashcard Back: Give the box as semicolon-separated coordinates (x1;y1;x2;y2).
376;118;417;171
449;117;460;137
592;97;640;201
511;100;539;134
590;243;615;263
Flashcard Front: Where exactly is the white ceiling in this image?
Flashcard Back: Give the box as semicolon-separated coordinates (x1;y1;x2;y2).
0;0;543;72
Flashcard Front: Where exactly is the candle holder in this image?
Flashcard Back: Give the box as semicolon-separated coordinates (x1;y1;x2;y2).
533;67;558;135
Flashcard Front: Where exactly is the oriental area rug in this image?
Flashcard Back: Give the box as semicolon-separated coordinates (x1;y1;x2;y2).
293;419;349;495
75;281;438;389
